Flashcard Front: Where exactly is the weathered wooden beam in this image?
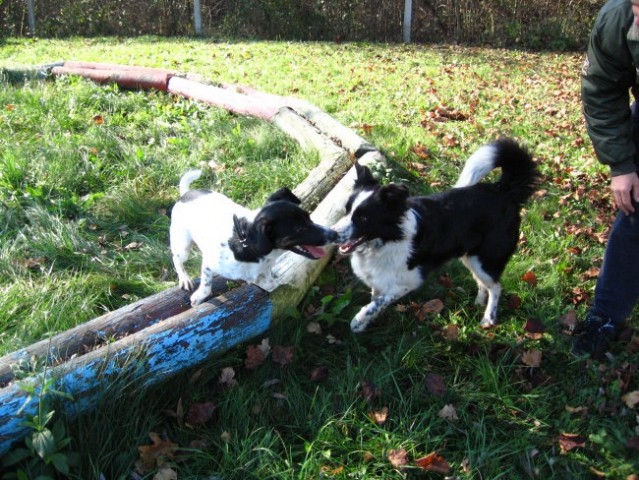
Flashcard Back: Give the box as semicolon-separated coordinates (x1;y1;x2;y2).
0;277;231;388
0;283;271;455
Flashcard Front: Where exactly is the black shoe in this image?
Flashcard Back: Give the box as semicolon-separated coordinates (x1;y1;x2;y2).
571;314;620;360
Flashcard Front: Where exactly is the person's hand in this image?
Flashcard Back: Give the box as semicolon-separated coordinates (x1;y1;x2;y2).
611;172;639;215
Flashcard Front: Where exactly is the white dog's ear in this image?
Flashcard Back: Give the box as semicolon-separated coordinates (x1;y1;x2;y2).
265;187;301;205
354;163;378;188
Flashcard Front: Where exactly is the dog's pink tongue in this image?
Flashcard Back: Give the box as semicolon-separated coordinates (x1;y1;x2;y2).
304;245;326;259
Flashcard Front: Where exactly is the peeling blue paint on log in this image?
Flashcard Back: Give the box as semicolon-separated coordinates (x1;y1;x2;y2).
0;283;271;455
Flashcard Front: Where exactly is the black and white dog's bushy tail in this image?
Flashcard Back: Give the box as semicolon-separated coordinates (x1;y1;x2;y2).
454;138;540;205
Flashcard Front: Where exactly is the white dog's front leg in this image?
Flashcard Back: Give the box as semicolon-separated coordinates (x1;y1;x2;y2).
190;266;214;306
351;294;398;333
172;254;195;291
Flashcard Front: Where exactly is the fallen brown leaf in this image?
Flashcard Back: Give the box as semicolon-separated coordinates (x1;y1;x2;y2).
559;310;578;330
359;380;382;403
522;270;538;286
416;299;444;321
137;433;178;472
622;391;639;408
414;451;451;474
369;406;389;426
438;404;458;421
557;432;587;454
442;324;459;342
272;345;295;366
522;349;542;368
310;366;329;383
186;401;216;426
425;373;447;397
219;367;238;387
245;344;266;369
388;448;409;468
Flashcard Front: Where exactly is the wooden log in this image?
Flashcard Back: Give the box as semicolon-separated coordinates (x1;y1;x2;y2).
272;108;352;210
0;62;65;83
0;277;231;388
167;76;283;120
219;84;376;156
0;283;271;455
51;66;175;91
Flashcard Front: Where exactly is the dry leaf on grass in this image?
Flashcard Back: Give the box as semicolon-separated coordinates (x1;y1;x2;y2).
522;270;538;286
425;373;447;397
219;367;238;387
415;299;444;321
557;433;587;454
559;310;578;331
306;322;322;334
369;406;389;426
186;401;216;426
388;448;409;468
622;391;639;408
245;345;266;369
414;451;451;474
523;318;545;335
522;349;542;368
442;324;459;342
137;433;178;472
272;345;295;366
359;380;382;403
310;366;329;383
153;464;177;480
438;404;458;421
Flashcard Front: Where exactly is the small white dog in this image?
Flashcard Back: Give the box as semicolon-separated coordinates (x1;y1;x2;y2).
170;170;337;306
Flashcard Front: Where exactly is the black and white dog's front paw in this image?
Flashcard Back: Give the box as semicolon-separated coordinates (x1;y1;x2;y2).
350;307;375;333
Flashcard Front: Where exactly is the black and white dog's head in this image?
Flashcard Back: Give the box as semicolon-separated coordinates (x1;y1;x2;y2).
333;163;410;254
231;187;337;262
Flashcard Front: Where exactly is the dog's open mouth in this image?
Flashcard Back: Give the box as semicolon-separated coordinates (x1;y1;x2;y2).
290;245;327;260
338;237;366;255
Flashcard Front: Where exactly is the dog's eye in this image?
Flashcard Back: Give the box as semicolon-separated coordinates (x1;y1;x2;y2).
353;214;367;225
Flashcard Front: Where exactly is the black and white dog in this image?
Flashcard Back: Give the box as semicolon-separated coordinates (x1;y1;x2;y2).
170;170;337;306
333;138;540;332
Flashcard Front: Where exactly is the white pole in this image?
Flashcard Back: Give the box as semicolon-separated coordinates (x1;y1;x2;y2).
193;0;202;36
403;0;412;43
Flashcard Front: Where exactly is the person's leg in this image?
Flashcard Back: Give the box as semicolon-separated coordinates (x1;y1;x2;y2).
572;103;639;358
591;210;639;323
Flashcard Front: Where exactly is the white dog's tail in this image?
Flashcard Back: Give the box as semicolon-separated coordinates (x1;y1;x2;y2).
453;144;499;188
178;169;202;196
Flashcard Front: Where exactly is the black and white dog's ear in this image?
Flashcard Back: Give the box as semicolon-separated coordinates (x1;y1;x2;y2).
379;184;409;209
266;187;301;205
247;218;274;256
354;163;378;188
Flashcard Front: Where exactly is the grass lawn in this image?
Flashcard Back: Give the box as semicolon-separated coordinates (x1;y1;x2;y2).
1;37;638;479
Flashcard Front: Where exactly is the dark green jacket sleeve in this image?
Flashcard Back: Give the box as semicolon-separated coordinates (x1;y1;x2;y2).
581;0;637;176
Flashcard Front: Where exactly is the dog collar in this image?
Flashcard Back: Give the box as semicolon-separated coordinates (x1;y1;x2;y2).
232;214;249;248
